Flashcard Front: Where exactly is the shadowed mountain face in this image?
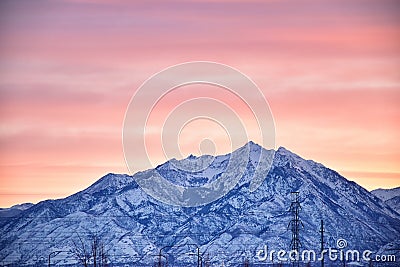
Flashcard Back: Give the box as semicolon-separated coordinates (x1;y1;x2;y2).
372;187;400;213
0;203;33;227
1;142;399;266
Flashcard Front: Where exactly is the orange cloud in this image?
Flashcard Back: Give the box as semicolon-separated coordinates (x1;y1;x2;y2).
0;0;399;207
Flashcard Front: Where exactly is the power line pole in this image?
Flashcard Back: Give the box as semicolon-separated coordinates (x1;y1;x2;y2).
288;191;302;267
320;220;325;267
197;247;201;267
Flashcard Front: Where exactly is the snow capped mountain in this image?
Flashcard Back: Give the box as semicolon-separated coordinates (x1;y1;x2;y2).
0;142;399;266
371;187;400;202
372;187;400;213
385;196;400;213
0;203;34;227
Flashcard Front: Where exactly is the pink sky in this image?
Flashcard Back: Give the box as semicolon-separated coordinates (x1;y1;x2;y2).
0;0;399;207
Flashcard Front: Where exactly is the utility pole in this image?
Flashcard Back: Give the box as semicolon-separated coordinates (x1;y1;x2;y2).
288;191;302;267
320;220;325;267
197;247;201;267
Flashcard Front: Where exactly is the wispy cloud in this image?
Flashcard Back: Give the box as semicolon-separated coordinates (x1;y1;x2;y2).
0;0;399;207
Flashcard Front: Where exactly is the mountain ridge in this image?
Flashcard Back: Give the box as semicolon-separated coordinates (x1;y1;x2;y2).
371;187;400;214
371;187;400;202
1;143;399;266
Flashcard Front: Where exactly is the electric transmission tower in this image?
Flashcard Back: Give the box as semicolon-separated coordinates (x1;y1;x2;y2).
320;220;325;267
288;191;303;267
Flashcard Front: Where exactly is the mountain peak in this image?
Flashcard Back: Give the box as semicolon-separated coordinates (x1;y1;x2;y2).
245;140;261;148
247;140;257;146
187;154;196;159
238;141;272;155
1;143;400;266
82;173;134;195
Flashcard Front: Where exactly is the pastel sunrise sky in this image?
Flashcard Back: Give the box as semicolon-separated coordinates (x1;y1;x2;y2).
0;0;399;207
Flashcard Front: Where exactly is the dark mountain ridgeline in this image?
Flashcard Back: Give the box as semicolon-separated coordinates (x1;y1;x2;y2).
0;142;399;266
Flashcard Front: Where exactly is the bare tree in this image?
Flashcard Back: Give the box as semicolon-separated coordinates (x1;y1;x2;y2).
71;234;90;267
99;242;108;266
70;234;109;267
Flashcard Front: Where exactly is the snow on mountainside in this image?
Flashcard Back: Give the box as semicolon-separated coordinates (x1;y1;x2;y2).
371;187;400;202
0;142;399;266
372;187;400;213
0;203;34;226
385;196;400;213
0;203;33;215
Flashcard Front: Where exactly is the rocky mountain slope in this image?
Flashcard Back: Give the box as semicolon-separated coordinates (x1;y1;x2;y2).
371;187;400;213
1;142;399;266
